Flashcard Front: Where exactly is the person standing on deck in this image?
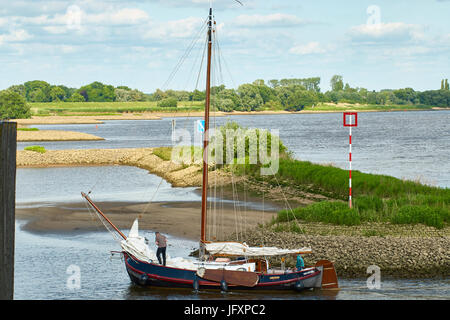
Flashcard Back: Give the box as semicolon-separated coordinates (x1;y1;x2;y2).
155;232;167;266
296;254;305;271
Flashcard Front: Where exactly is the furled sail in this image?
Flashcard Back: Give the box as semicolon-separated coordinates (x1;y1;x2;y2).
120;219;156;262
205;242;312;257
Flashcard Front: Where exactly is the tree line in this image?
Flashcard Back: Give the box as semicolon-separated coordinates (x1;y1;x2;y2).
1;76;449;119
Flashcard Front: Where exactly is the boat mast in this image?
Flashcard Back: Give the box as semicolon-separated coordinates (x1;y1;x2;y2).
200;6;213;258
81;192;127;240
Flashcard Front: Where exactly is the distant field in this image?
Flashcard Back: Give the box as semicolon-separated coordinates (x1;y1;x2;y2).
28;101;437;116
30;101;205;115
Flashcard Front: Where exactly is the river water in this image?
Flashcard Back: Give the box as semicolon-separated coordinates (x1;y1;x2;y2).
14;110;450;300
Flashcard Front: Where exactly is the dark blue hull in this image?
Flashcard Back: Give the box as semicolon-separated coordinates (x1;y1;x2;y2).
124;253;322;291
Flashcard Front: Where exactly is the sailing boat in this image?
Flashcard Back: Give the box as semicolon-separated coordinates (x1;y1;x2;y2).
82;6;338;292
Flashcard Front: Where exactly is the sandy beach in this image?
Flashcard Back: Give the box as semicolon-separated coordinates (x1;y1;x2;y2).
17;130;104;142
13;114;162;125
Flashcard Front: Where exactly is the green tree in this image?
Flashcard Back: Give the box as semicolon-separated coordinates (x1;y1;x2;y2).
7;85;26;98
237;84;264;111
0;90;31;119
213;98;234;112
77;82;115;102
24;80;51;102
157;97;178;108
190;89;205;101
66;92;85;102
49;86;67;102
330;75;344;92
445;79;449;90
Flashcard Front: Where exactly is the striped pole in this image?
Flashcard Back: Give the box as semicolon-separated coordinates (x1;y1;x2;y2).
343;112;357;209
349;117;352;209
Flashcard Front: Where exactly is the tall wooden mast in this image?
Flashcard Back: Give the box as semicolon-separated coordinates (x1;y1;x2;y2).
200;7;213;257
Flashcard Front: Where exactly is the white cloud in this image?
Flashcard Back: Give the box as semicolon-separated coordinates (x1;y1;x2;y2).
348;22;425;42
289;42;327;55
84;8;149;26
0;29;32;44
143;17;204;40
234;13;304;28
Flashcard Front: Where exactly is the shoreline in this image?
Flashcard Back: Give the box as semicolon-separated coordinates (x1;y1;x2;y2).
15;199;449;279
12;107;449;125
17;129;104;142
15;147;449;279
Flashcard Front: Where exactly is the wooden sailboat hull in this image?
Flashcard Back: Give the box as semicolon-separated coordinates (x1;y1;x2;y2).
124;253;323;291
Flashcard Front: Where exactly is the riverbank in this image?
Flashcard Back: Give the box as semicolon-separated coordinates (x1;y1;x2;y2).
16;147;233;188
17;129;104;141
16;146;449;278
14;114;162;125
14;106;450;125
16;147;327;206
15;199;449;279
241;228;449;278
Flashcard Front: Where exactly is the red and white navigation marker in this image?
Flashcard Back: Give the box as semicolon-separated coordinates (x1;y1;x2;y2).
343;112;358;208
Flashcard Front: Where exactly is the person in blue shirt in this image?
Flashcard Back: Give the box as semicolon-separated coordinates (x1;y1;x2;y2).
296;254;305;271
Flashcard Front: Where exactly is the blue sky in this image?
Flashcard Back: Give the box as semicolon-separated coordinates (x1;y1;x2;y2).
0;0;449;93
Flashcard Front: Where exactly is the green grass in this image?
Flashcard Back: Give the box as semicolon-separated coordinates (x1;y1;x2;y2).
152;147;173;161
30;101;204;115
262;158;450;229
153;146;203;164
18;128;39;131
24;145;46;153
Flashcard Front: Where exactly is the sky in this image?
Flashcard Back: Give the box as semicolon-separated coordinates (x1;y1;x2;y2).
0;0;449;93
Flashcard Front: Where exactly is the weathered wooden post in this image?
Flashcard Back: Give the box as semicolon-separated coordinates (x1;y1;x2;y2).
0;121;17;300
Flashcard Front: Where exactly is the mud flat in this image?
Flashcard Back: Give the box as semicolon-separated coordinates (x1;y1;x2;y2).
16;201;276;242
17;130;104;141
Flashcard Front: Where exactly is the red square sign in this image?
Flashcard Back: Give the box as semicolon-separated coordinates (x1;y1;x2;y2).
343;112;358;127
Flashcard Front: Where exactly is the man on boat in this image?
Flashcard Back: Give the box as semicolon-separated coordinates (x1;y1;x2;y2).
155;232;167;266
296;254;305;271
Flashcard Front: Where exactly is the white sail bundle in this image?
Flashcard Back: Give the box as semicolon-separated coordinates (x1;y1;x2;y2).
205;242;312;257
120;219;157;262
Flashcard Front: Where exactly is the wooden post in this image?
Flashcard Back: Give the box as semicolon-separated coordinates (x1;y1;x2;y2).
0;121;17;300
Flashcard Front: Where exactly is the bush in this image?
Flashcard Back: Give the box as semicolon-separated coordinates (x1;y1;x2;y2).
157;98;178;108
0;90;31;119
24;146;46;153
